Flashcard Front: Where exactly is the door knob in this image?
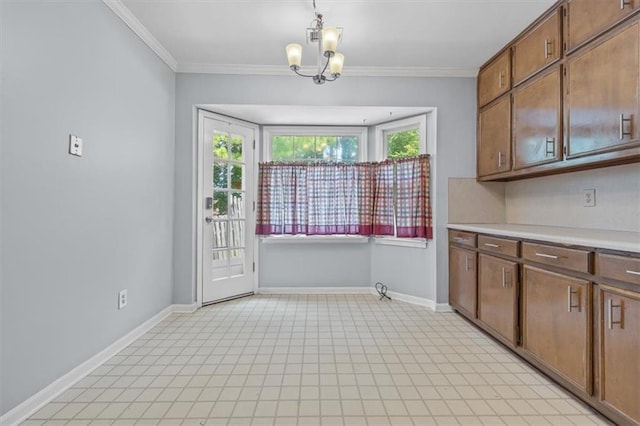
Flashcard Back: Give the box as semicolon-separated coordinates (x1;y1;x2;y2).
205;216;213;223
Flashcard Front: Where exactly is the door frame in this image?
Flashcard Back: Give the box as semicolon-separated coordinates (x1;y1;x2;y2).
195;108;260;307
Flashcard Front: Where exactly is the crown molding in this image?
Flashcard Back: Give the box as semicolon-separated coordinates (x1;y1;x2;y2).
102;0;178;72
177;63;478;78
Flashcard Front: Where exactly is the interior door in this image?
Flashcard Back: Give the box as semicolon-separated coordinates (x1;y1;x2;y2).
199;111;255;304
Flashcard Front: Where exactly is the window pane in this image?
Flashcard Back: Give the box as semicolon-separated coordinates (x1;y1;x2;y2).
213;163;228;189
229;192;245;219
231;164;243;190
386;129;419;159
229;220;245;248
211;221;228;249
272;136;294;161
213;132;229;160
338;136;358;162
213;191;228;216
294;136;317;161
231;134;243;161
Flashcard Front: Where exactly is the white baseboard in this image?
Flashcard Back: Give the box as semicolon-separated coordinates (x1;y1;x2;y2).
257;286;452;313
257;286;372;295
0;303;197;426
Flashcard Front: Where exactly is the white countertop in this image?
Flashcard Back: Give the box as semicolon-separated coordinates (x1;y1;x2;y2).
447;223;640;253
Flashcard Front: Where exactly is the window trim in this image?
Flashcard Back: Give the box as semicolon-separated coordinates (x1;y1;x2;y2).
374;115;427;161
262;126;368;162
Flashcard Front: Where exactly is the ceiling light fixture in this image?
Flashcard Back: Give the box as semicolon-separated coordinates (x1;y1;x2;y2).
285;0;344;85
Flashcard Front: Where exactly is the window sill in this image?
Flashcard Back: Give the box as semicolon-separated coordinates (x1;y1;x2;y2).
260;235;370;244
373;237;428;249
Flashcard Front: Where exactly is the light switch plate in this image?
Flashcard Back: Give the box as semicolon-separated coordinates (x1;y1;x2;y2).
583;189;596;207
69;135;83;157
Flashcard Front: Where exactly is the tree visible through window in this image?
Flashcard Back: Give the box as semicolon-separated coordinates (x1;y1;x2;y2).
386;129;420;159
272;135;359;163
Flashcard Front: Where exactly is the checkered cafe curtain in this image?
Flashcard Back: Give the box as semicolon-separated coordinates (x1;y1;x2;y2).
256;155;432;238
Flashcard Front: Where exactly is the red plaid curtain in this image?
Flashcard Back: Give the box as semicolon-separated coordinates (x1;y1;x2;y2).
256;155;432;239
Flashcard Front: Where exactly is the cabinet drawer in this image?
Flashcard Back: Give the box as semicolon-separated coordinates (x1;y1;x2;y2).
478;235;519;257
596;252;640;286
522;242;591;273
449;230;477;248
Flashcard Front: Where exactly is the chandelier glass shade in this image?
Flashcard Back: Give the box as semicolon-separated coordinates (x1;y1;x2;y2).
285;2;344;85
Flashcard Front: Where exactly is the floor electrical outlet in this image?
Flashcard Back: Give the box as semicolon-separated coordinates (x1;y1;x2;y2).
118;289;128;309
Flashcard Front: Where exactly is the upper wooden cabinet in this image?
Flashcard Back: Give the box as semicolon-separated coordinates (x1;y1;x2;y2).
478;96;511;177
478;51;511;107
566;20;640;158
566;0;639;51
513;8;562;85
513;66;562;169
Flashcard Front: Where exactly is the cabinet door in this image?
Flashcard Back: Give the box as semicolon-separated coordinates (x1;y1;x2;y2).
600;287;640;424
567;20;640;158
522;266;591;393
513;8;562;84
567;0;639;51
478;254;518;345
513;66;562;169
449;246;477;318
478;96;511;177
478;51;511;107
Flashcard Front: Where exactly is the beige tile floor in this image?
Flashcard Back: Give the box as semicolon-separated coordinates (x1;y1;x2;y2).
23;294;609;425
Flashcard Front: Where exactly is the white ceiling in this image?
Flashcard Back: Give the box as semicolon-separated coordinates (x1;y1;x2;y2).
112;0;556;124
118;0;556;75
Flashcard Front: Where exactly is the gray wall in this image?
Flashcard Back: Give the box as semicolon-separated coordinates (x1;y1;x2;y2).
1;1;175;415
175;74;477;303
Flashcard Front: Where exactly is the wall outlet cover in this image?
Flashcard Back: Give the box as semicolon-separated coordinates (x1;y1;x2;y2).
69;135;83;157
583;189;596;207
118;289;128;309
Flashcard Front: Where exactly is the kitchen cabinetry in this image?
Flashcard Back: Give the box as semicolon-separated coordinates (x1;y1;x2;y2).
478;96;511;178
566;20;640;158
447;225;640;425
522;265;591;393
449;231;478;318
595;252;640;424
477;1;640;181
566;0;639;51
477;51;511;107
513;66;562;169
449;246;477;318
513;8;561;84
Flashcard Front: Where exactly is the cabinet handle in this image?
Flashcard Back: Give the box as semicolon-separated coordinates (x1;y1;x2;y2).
608;298;623;329
545;137;555;156
464;255;473;271
498;71;505;89
626;270;640;276
619;114;632;139
544;39;553;58
497;151;505;168
620;0;632;9
501;268;511;288
535;252;559;260
484;243;501;248
567;286;580;312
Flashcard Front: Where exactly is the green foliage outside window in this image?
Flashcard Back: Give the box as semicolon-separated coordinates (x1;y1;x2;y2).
386;129;420;159
272;135;358;163
212;132;244;216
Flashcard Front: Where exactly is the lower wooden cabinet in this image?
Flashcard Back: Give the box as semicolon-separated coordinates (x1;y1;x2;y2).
478;254;518;345
522;265;591;393
449;246;477;318
448;228;640;425
599;286;640;424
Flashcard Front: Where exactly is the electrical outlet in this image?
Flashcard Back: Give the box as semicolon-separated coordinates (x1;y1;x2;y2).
118;289;128;309
583;189;596;207
69;134;83;157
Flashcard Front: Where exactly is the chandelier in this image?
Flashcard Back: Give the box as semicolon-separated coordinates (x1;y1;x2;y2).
285;0;344;85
